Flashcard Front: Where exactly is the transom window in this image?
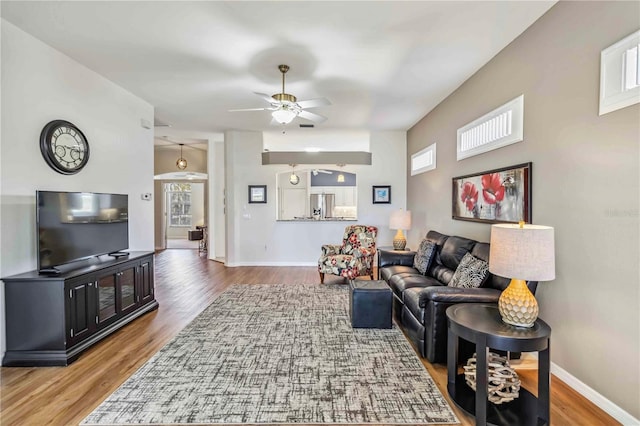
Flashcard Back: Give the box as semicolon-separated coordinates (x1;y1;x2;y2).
457;95;524;161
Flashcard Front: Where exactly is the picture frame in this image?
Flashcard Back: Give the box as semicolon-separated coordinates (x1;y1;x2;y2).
248;185;267;204
372;185;391;204
452;162;531;224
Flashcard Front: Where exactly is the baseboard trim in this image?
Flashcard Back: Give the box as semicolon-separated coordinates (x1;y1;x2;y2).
548;361;639;425
225;261;317;267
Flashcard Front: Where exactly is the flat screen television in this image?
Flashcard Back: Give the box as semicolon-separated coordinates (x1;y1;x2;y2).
37;190;129;273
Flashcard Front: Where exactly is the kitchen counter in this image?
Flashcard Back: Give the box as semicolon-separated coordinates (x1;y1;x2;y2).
278;217;358;222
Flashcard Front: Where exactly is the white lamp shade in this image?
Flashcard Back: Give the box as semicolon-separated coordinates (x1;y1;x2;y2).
389;210;412;230
272;109;297;124
489;224;555;282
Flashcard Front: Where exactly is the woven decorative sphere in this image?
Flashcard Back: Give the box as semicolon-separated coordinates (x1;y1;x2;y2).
463;352;521;404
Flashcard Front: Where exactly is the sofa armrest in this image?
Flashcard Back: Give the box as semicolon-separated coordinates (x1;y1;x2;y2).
421;287;502;363
419;286;501;306
321;244;342;256
378;249;416;268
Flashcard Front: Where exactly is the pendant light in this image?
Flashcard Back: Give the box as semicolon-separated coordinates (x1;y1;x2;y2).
176;144;188;170
289;164;300;185
336;164;345;183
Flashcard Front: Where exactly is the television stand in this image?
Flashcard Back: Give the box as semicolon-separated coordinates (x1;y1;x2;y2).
108;251;129;258
2;251;157;366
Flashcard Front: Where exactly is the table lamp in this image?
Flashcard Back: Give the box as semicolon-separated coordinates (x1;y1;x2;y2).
489;223;555;327
389;209;411;250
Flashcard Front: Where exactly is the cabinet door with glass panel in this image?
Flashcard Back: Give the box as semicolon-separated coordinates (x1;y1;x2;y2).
167;183;192;227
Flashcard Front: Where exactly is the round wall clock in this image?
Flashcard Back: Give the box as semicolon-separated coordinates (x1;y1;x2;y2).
40;120;90;175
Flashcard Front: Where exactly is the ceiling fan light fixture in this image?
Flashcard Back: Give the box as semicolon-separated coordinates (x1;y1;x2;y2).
176;143;188;170
272;108;297;124
229;64;330;125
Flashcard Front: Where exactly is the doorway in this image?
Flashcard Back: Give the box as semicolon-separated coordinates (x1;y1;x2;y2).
164;182;205;250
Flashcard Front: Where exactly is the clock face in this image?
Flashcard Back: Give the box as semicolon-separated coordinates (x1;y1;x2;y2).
40;120;90;174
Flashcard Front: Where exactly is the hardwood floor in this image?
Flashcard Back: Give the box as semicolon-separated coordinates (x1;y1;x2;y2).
0;250;619;425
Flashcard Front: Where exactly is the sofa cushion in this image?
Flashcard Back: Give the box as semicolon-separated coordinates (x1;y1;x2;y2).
380;265;417;281
413;239;437;274
403;287;426;323
429;265;455;285
471;242;490;262
448;252;489;288
388;273;441;298
439;236;476;271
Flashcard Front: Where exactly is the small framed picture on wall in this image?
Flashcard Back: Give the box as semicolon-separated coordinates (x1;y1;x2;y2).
372;185;391;204
248;185;267;203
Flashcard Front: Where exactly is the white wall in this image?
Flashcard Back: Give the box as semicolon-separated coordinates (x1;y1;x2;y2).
225;130;406;266
0;21;154;357
406;2;639;422
210;141;225;260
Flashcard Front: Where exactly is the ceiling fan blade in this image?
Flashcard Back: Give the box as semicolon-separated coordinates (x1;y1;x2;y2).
298;110;327;123
297;97;331;109
228;107;275;112
254;92;278;104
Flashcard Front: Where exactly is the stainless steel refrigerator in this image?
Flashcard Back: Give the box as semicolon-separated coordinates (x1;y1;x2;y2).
310;193;335;219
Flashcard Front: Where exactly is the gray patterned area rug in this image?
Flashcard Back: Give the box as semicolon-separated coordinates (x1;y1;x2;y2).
82;284;458;425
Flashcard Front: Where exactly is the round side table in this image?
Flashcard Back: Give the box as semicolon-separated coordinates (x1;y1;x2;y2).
446;303;551;426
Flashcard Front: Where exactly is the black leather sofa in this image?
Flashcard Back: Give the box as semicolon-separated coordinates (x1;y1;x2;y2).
379;230;538;364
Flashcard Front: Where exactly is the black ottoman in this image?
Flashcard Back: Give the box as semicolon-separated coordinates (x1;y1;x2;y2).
349;280;392;328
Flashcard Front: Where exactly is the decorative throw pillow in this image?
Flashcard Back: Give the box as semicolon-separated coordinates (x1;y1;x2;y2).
413;239;436;275
449;252;489;288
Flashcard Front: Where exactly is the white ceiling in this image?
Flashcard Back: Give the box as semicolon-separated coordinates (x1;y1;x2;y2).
1;1;555;134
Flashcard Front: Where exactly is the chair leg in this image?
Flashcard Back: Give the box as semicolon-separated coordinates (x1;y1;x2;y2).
319;272;324;284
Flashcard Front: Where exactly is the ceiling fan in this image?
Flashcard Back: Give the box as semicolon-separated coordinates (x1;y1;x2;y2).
229;64;331;125
312;169;332;175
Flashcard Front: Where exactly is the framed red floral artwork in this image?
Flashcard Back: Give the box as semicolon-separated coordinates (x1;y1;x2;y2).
452;162;531;224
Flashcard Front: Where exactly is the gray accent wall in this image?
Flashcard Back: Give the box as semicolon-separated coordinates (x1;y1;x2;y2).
407;2;639;419
311;171;356;187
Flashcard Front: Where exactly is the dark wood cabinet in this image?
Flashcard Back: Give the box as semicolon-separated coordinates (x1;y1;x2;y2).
96;267;119;328
66;278;96;347
2;252;158;366
118;266;137;315
139;258;154;305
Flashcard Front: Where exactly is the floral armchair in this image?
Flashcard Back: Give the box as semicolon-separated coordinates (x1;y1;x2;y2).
318;225;378;283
